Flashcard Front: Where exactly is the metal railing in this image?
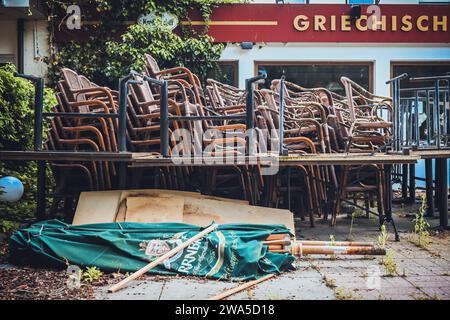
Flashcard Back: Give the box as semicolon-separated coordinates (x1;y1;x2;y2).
392;74;450;151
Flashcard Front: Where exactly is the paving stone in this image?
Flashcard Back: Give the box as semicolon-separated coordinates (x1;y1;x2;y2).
405;276;449;288
96;280;165;300
159;278;236;300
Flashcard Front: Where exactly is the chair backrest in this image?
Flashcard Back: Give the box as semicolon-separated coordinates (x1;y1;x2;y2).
78;75;97;89
144;53;161;79
129;74;159;114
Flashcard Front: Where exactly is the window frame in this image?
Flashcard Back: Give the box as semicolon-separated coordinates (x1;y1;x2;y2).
390;60;450;92
0;54;16;67
211;60;239;87
254;60;374;93
345;0;375;4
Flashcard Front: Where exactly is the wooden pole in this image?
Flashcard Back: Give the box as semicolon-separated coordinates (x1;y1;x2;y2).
293;240;374;247
209;274;276;300
109;223;218;293
289;245;385;256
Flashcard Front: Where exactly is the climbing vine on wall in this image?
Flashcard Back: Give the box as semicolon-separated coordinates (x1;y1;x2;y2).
46;0;242;87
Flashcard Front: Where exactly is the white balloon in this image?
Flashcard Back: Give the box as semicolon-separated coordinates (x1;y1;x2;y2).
0;176;24;202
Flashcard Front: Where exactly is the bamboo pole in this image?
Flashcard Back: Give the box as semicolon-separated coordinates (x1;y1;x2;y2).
293;240;375;247
265;234;291;241
289;244;386;256
109;223;218;293
209;274;276;300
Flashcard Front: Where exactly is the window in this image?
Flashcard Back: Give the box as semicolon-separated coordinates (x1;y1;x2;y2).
256;61;373;96
391;62;450;89
0;55;15;68
207;60;239;87
347;0;375;4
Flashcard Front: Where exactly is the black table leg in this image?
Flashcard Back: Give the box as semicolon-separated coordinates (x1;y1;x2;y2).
437;158;448;229
408;163;416;204
384;164;400;241
36;160;46;221
425;159;434;217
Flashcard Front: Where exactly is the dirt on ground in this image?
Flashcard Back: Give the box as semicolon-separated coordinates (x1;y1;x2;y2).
0;267;96;300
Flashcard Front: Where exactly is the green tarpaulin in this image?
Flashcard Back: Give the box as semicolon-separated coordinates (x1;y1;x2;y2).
9;220;295;281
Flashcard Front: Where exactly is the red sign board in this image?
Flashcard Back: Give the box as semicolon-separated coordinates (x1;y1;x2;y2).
185;4;450;43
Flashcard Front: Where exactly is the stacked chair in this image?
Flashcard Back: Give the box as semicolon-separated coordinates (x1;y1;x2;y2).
45;54;393;229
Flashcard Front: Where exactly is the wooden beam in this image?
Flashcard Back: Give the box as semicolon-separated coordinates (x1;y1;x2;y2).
209;274;276;300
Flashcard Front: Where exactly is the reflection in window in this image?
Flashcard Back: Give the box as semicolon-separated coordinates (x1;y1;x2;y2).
257;63;371;96
393;64;450;89
207;61;238;87
347;0;374;4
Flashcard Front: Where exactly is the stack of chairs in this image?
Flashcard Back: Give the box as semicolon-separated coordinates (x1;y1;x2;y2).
45;55;393;228
141;54;258;202
269;77;392;227
331;77;393;226
255;86;334;226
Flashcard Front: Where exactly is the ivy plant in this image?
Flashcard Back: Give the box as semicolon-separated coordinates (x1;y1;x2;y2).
46;0;241;87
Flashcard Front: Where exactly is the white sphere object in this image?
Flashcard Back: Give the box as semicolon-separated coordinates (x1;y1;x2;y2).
0;176;24;202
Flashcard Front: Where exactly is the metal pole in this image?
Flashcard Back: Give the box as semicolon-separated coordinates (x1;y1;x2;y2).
435;158;441;215
408;163;416;204
35;78;46;221
245;73;267;156
14;73;46;220
160;81;169;157
118;77;128;153
447;81;450;142
414;91;420;147
279;76;287;156
393;81;399;151
434;80;441;149
117;76;130;189
384;164;400;241
245;79;254;131
385;164;393;220
425;158;434;217
426;91;431;146
402;164;408;200
437;158;448;228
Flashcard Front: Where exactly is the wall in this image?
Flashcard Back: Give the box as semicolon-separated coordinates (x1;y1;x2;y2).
0;19;49;77
0;20;17;64
220;43;450;96
23;20;49;77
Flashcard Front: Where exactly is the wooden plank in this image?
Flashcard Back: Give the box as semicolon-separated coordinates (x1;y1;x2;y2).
72;191;122;225
125;195;184;223
0;150;422;166
209;274;276;300
412;150;450;159
0;151;132;162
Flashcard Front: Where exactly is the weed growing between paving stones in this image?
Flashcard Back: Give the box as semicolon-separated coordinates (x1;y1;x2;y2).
347;211;358;241
408;195;431;248
335;287;353;300
329;235;337;260
323;276;337;289
82;267;103;283
381;250;398;277
377;224;389;249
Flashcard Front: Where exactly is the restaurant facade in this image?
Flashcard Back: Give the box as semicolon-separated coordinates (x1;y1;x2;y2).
202;2;450;98
1;1;449;97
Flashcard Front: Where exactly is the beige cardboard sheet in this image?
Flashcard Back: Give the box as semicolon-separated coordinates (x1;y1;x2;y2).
72;190;294;233
125;195;184;223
